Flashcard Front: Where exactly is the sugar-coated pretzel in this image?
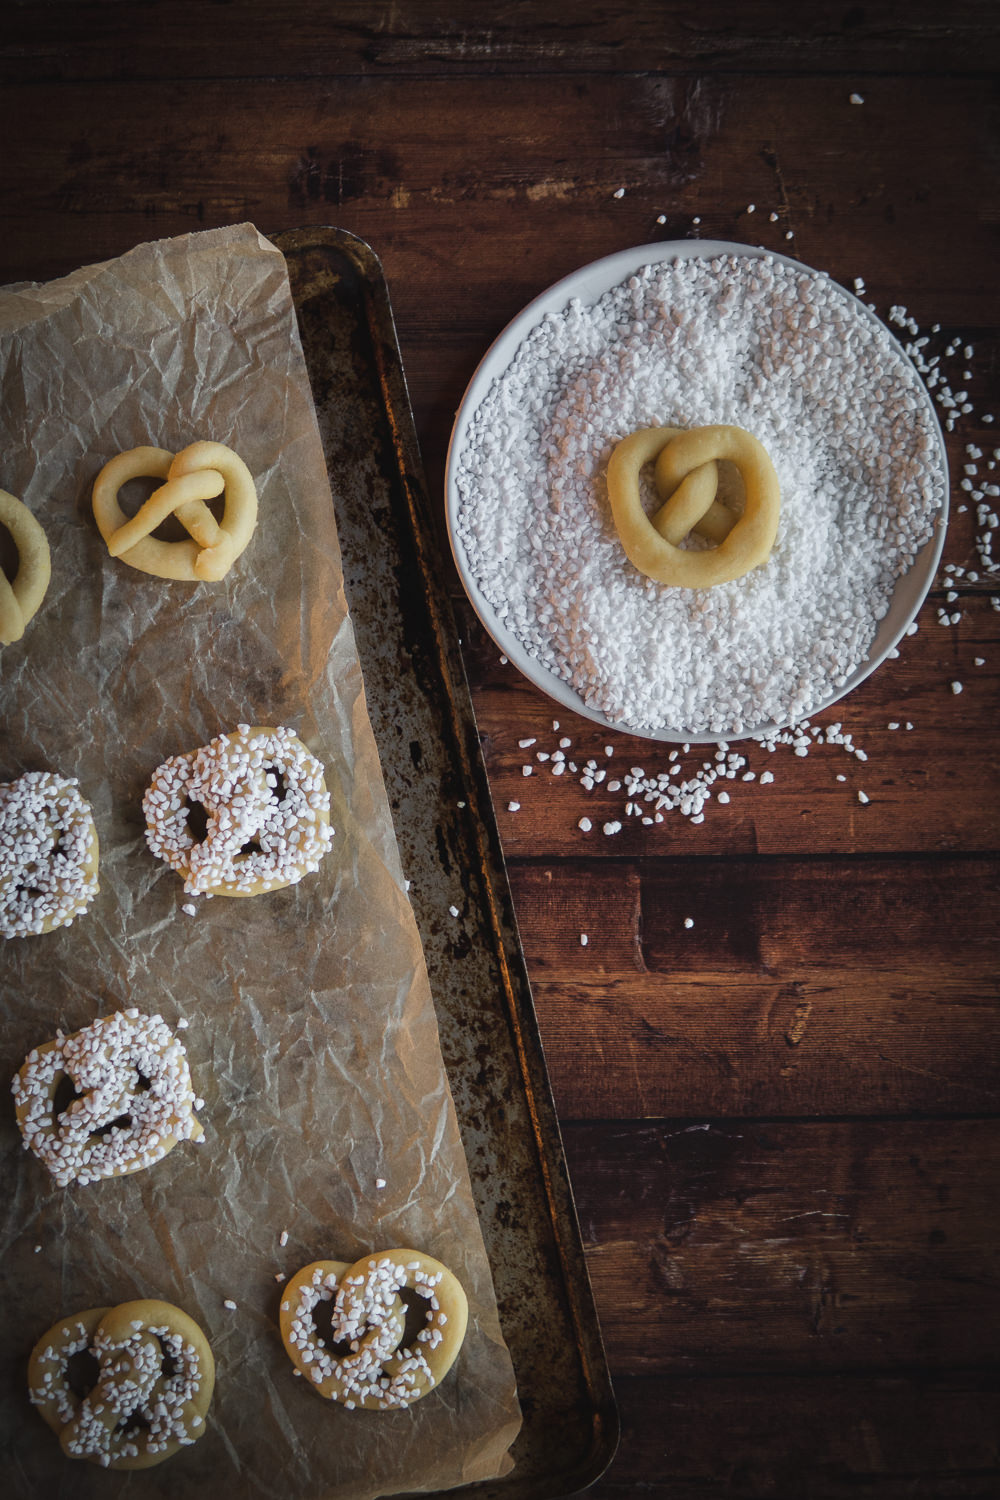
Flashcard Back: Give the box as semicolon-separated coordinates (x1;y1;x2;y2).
607;424;781;588
92;440;257;581
28;1298;214;1468
12;1010;204;1187
0;772;99;938
143;724;334;898
0;488;51;644
280;1250;469;1410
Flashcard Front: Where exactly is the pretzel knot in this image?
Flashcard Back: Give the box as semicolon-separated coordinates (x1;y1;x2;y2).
0;488;51;644
92;441;257;581
28;1299;214;1468
607;424;781;588
280;1250;469;1410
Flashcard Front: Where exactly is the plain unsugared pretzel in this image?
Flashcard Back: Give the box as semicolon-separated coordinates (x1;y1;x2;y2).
28;1298;214;1468
143;724;334;898
12;1010;204;1186
0;771;99;938
0;488;51;644
92;440;257;581
280;1250;469;1409
607;424;781;588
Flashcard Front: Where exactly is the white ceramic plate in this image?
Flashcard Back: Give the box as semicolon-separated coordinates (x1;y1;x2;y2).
444;240;949;743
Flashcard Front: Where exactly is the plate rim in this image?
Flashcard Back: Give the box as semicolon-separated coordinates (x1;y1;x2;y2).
444;238;950;745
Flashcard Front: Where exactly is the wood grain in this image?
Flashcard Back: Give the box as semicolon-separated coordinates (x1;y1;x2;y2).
564;1117;1000;1374
3;2;997;85
507;857;1000;1119
587;1371;1000;1498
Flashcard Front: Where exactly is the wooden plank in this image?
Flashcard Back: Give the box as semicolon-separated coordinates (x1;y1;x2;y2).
0;74;995;339
562;1117;1000;1373
2;3;996;85
589;1371;1000;1498
506;857;1000;1119
465;605;1000;858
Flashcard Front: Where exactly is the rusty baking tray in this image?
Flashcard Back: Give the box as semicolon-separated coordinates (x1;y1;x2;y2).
272;227;618;1497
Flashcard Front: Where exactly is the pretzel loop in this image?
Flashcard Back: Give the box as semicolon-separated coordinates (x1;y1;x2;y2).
608;423;781;588
280;1250;469;1410
92;441;257;581
0;488;51;644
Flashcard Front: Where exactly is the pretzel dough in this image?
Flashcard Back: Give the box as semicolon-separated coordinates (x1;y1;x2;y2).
28;1299;214;1468
143;724;334;897
607;423;780;588
280;1250;469;1410
92;440;257;581
12;1010;203;1186
0;488;51;643
0;772;99;938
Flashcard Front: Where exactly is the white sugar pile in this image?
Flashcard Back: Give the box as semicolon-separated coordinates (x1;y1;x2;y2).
454;253;946;737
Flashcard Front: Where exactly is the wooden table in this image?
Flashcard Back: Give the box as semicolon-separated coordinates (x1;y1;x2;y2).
3;5;998;1495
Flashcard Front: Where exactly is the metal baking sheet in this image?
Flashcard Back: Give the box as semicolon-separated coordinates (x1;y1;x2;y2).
273;227;618;1497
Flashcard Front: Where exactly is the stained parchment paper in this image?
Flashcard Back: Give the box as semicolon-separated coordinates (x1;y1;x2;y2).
0;224;521;1498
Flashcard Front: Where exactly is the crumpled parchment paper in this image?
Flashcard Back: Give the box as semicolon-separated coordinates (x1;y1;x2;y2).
0;224;521;1498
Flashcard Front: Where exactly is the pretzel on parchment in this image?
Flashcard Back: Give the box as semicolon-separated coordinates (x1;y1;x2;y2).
28;1299;214;1468
280;1250;469;1410
92;440;257;581
0;488;51;644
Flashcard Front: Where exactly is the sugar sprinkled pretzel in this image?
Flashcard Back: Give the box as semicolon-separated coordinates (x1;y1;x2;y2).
0;771;99;938
0;488;51;644
92;441;257;581
280;1250;469;1410
143;724;334;898
28;1298;214;1468
607;423;781;588
12;1010;204;1187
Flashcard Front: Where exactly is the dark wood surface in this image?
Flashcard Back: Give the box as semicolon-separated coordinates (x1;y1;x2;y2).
2;5;998;1496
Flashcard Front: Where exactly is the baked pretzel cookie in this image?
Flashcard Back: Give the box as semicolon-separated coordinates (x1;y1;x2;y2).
12;1010;204;1187
143;724;333;898
280;1250;469;1410
28;1298;214;1468
0;771;99;938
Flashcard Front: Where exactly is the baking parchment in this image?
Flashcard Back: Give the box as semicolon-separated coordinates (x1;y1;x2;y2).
0;224;521;1498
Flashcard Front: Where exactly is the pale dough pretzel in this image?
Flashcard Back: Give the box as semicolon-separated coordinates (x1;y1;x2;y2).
0;771;99;937
12;1010;203;1186
28;1298;214;1468
280;1250;469;1410
607;424;780;588
92;440;257;581
143;724;334;897
0;488;51;643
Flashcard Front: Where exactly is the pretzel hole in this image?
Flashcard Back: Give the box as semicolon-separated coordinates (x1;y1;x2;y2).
309;1294;354;1357
237;837;263;857
65;1346;101;1399
52;1073;85;1118
183;797;209;843
398;1287;430;1346
265;767;289;804
115;1409;151;1439
91;1111;133;1138
117;477;225;543
0;519;17;582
